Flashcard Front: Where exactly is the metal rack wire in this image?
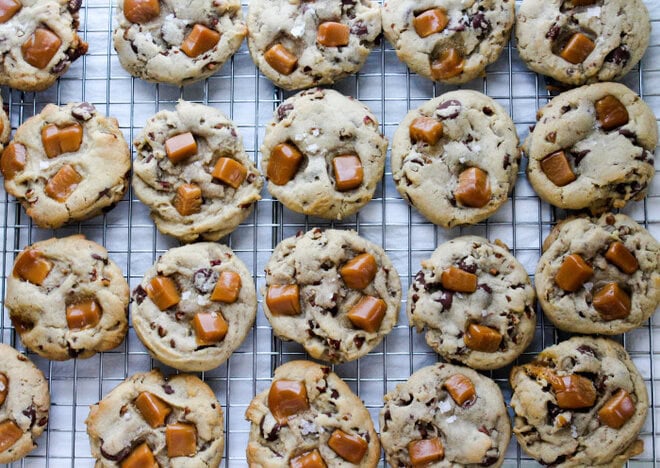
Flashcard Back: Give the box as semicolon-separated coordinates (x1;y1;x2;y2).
0;0;658;466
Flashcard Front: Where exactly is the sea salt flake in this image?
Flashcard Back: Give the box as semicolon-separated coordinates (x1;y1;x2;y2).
438;399;452;414
447;415;457;423
571;425;578;438
181;291;191;301
39;161;49;170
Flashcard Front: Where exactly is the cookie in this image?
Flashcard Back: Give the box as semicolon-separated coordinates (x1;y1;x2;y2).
380;362;510;467
132;100;262;243
382;0;515;84
6;235;130;360
245;360;380;467
0;102;131;229
261;88;387;220
391;90;520;228
113;0;246;86
408;236;536;370
263;228;401;363
524;82;657;213
246;0;381;90
86;369;224;467
0;344;49;464
510;337;648;467
516;0;651;86
132;242;257;372
0;95;10;152
535;213;660;335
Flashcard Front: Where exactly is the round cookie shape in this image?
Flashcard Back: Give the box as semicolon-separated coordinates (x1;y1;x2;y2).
0;96;10;152
0;344;49;464
382;0;515;84
380;362;511;467
113;0;246;86
0;102;131;229
86;369;224;467
245;360;380;467
262;88;387;220
132;101;262;242
408;236;536;370
535;213;660;335
132;242;257;372
246;0;381;90
516;0;650;86
6;235;129;360
263;228;401;363
392;90;520;228
524;83;657;213
510;337;649;467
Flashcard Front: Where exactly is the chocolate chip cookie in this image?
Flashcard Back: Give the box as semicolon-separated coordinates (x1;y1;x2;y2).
516;0;651;86
245;360;380;467
0;96;10;152
263;228;401;363
262;88;387;220
510;337;648;467
0;344;49;464
380;362;510;467
382;0;515;84
113;0;246;86
86;369;224;467
247;0;381;90
392;90;520;228
0;102;131;229
132;100;262;243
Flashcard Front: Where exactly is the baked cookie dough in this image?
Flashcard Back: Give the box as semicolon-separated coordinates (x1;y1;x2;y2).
86;369;224;467
392;90;520;228
408;236;536;370
263;228;401;363
0;344;49;464
525;82;657;213
0;0;87;92
261;88;387;220
0;102;131;229
245;360;380;467
132;242;257;372
380;362;510;467
382;0;515;84
6;235;129;360
510;337;648;467
113;0;246;86
536;213;660;335
133;100;262;242
247;0;381;90
516;0;651;86
0;95;10;152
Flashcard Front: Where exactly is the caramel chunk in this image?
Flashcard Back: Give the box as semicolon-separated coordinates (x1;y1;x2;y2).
192;312;228;345
347;295;386;333
13;249;52;285
332;155;363;191
66;300;101;330
464;324;502;352
455;167;491;208
317;22;350;47
443;374;476;406
173;183;202;216
120;443;157;468
145;275;180;310
22;27;61;69
181;24;220;57
124;0;160;24
598;389;635;429
268;143;303;185
441;266;477;293
555;254;593;292
0;0;20;23
541;151;576;187
135;391;171;428
45;164;82;202
431;48;464;80
1;143;27;180
41;123;83;158
551;374;596;409
595;95;629;130
0;374;8;407
408;438;444;466
165;132;197;164
605;242;638;274
328;429;368;463
414;8;449;38
210;271;241;303
268;380;309;424
290;449;326;468
212;157;247;189
265;44;297;75
340;253;377;290
266;284;301;316
410;117;443;145
0;420;22;453
560;33;595;64
593;283;631;320
166;422;197;457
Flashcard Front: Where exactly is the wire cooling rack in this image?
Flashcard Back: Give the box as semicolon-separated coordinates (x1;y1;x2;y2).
0;0;658;466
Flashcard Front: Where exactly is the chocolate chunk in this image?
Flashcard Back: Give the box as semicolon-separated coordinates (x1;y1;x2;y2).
437;99;462;119
458;258;477;274
22;405;36;427
437;291;453;309
605;46;630;65
162;383;174;394
133;285;147;305
68;0;82;12
482;456;499;466
100;444;132;462
572;149;590;166
192;268;218;294
350;20;368;36
71;102;96;121
276;103;293;121
546;24;561;40
353;335;365;349
478;283;492;294
482;106;493;116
